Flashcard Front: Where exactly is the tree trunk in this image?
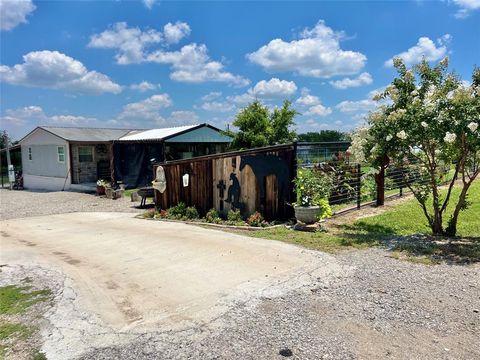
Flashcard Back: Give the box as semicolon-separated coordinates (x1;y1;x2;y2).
375;155;389;206
445;182;470;237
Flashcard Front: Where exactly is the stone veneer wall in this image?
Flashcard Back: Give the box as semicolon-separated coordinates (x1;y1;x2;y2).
71;143;111;184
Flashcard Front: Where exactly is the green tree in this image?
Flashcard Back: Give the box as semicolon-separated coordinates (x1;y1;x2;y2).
350;58;480;236
297;130;348;142
230;100;298;149
270;100;298;144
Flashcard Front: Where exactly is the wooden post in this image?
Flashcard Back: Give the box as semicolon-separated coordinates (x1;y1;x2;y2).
356;163;361;209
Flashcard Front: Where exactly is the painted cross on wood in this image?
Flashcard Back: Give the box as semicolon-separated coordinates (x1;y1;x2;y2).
217;180;226;211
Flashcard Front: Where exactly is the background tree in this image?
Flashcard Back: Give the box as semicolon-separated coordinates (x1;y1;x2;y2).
350;58;479;236
229;100;298;149
270;100;298;144
297;130;348;142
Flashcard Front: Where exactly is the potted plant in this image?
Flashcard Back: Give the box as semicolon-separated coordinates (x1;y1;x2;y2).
293;168;333;224
96;179;109;196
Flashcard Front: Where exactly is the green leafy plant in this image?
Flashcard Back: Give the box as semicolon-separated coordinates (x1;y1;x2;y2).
206;208;222;223
168;202;187;219
316;198;333;220
227;209;243;222
294;168;333;207
185;206;200;220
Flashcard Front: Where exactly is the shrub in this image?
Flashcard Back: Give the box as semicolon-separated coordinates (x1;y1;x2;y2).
168;202;187;219
185;206;200;220
156;209;169;219
247;212;264;227
205;208;221;223
227;209;243;222
143;208;156;218
316;198;333;220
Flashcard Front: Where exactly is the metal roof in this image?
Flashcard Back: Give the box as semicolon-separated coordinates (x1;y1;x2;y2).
40;126;137;142
118;124;202;141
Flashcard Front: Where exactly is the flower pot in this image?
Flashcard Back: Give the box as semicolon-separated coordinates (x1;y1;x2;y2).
294;205;320;224
96;185;105;196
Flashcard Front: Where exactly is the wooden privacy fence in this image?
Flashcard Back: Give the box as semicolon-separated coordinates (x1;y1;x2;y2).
153;143;297;221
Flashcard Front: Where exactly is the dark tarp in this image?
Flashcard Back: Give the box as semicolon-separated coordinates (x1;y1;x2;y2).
113;143;163;188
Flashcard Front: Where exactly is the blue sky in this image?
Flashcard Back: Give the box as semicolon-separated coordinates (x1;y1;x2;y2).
1;0;479;140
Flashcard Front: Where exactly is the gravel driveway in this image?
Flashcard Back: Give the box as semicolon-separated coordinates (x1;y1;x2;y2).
0;189;143;220
1;190;479;360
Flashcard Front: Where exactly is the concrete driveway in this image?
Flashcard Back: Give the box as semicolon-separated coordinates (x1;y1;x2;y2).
0;212;334;331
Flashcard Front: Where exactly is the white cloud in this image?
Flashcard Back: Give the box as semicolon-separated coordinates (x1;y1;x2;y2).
0;50;122;94
336;99;376;112
142;0;157;10
247;20;367;78
329;72;373;89
251;78;297;98
303;119;330;130
0;0;36;31
88;22;162;64
201;91;222;101
117;94;173;125
165;110;199;125
90;22;247;86
452;0;480;18
1;106;97;127
163;21;191;45
146;43;249;86
304;104;332;117
385;35;451;67
130;81;160;92
227;92;255;105
200;101;235;113
295;88;321;106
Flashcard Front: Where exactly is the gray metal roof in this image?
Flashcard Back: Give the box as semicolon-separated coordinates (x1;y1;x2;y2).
41;126;137;142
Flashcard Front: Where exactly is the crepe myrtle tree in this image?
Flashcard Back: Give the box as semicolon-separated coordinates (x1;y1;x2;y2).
350;57;479;236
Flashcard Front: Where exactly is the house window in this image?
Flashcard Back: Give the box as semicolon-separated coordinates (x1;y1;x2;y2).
57;146;65;163
28;147;32;161
78;146;94;163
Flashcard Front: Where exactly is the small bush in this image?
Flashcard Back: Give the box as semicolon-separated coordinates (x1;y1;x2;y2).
247;212;264;227
185;206;200;220
227;209;243;222
156;209;169;219
168;202;187;219
316;198;333;220
143;208;156;218
206;208;221;223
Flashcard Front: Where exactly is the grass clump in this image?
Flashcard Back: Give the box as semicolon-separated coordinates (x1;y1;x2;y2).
0;322;32;340
0;285;51;315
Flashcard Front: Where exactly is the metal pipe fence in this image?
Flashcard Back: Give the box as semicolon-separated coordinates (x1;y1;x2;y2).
295;143;455;214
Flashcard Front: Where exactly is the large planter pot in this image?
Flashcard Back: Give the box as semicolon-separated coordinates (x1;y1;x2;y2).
294;205;320;224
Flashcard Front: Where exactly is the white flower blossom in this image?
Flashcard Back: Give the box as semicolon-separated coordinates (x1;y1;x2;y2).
421;121;428;128
386;134;393;141
396;130;407;140
443;132;457;143
467;122;478;133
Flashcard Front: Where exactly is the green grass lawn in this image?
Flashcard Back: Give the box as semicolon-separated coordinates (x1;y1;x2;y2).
236;181;480;264
355;180;480;237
